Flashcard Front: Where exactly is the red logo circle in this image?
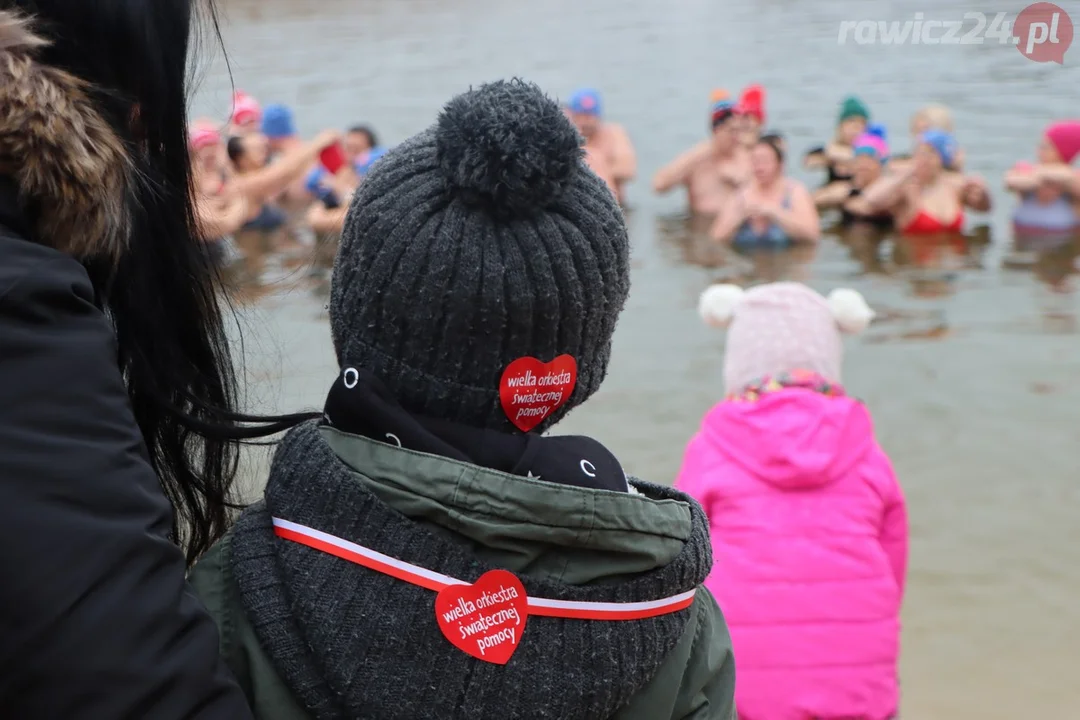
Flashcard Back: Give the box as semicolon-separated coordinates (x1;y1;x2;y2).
1014;2;1073;64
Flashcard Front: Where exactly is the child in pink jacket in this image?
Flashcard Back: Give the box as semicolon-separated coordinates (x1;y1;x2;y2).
676;282;907;720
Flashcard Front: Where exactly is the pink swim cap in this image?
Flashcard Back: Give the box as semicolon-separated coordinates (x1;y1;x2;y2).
231;91;262;126
189;126;221;151
1045;121;1080;164
853;132;889;160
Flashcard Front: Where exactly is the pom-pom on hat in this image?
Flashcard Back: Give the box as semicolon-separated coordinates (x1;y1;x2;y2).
331;79;629;433
699;281;874;393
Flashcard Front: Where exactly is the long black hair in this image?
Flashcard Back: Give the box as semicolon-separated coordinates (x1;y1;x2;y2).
9;0;312;564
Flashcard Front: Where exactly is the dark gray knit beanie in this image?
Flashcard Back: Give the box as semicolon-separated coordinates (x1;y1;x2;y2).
329;78;630;433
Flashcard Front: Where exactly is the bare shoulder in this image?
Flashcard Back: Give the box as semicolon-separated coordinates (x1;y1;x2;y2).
601;122;633;145
786;178;813;197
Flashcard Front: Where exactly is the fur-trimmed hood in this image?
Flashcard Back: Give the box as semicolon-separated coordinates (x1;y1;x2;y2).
0;11;130;260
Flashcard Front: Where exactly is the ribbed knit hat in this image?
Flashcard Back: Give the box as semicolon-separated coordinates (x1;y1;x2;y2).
698;282;875;393
330;79;630;433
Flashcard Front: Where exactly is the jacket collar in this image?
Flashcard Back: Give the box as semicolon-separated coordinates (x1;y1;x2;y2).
0;12;131;261
226;421;713;719
321;425;693;585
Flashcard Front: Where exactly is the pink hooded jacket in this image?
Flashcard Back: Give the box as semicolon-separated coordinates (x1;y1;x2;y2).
676;388;906;720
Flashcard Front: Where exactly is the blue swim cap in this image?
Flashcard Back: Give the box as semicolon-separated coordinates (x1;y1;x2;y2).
261;103;296;139
919;129;958;168
567;88;602;117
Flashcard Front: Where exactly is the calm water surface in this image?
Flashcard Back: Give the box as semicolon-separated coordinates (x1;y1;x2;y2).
197;1;1080;716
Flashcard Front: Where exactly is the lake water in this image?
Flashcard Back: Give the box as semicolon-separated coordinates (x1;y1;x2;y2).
194;0;1080;716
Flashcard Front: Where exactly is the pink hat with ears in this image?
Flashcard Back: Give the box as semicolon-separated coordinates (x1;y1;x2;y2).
231;90;262;126
698;282;875;394
1045;121;1080;164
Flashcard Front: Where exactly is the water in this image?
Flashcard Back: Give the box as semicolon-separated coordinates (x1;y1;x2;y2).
194;1;1080;716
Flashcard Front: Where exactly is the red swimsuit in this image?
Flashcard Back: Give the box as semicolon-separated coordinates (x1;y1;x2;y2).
902;208;963;235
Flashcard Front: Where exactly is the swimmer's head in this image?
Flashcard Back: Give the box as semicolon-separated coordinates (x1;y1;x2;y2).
345;125;379;160
189;120;223;168
566;88;602;138
916;129;957;177
851;151;885;188
750;136;784;184
1041;121;1080;165
760;131;786;155
836;96;869;145
261;104;296;151
230;90;262;134
910;104;953;137
734;84;766;144
853;131;888;162
710;90;737;146
227;132;269;172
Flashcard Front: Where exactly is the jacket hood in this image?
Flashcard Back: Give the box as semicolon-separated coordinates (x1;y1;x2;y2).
702;389;874;490
229;422;712;720
0;12;130;261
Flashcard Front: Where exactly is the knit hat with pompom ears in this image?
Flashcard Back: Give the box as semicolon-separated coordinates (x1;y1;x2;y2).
330;79;629;434
698;281;874;394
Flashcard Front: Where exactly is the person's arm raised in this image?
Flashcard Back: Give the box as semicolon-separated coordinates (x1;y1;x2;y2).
861;164;916;211
1004;162;1040;194
232;129;340;203
960;174;992;212
1034;163;1080;197
813;180;853;209
653;142;710;195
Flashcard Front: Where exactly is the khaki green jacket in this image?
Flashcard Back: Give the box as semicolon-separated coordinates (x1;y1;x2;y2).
190;425;736;719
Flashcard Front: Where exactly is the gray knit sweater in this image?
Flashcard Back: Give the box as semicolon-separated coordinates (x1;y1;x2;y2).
228;423;717;719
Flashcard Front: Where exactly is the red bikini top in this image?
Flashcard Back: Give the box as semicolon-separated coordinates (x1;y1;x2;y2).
903;208;963;235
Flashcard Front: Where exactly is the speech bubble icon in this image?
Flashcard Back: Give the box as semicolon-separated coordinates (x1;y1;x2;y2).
1014;2;1073;64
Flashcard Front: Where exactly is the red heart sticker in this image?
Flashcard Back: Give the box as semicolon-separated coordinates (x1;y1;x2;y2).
435;570;528;665
499;355;578;432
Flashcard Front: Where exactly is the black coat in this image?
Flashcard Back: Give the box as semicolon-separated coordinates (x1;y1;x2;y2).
0;188;254;718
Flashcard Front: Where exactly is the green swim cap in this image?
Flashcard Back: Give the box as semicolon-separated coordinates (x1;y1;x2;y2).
838;96;870;123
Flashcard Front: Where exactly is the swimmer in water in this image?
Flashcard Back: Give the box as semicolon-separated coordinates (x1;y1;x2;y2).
652;90;750;216
344;125;388;177
862;129;990;235
710;135;820;247
564;88;636;204
189;121;251;247
890;104;964;172
814;125;894;231
229;90;262;136
804;96;870;184
733;84;765;149
1004;121;1080;239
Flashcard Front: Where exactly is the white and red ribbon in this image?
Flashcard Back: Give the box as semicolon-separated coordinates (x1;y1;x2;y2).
272;517;696;621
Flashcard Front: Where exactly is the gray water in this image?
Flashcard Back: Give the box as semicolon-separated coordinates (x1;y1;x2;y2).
194;1;1080;716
